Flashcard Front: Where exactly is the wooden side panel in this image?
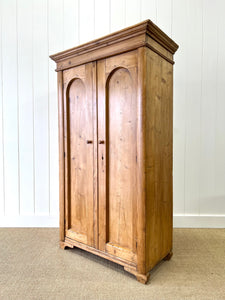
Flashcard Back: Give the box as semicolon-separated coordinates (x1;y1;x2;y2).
145;48;173;271
58;71;65;242
98;51;138;262
63;63;96;247
136;47;147;275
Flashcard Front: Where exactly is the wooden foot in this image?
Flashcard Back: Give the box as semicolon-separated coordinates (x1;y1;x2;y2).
124;266;150;284
60;241;74;250
136;272;150;284
163;251;173;261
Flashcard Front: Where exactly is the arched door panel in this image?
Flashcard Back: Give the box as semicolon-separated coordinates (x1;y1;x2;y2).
97;51;138;263
63;63;96;247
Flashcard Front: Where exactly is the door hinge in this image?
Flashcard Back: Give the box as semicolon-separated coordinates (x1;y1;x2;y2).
64;152;66;158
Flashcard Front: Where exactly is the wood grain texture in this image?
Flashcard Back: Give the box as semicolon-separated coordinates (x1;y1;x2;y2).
64;236;137;269
51;17;178;283
96;58;107;252
145;47;173;270
97;51;138;262
57;71;64;242
136;46;147;275
1;0;225;230
50;20;178;71
63;63;96;247
106;62;137;252
52;20;178;284
124;266;150;284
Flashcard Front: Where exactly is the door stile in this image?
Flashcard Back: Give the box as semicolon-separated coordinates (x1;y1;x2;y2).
97;59;107;251
91;62;99;249
63;71;70;233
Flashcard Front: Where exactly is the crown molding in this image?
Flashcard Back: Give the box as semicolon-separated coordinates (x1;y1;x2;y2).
50;20;178;64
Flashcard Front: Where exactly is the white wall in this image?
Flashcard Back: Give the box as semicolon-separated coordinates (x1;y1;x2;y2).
0;0;225;227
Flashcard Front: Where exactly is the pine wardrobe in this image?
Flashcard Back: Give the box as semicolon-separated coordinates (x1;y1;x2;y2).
50;20;178;284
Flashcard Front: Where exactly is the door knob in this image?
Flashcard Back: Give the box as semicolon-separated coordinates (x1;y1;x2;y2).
86;140;93;144
99;140;105;144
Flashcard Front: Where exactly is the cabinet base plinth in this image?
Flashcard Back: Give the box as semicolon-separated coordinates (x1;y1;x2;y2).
124;266;150;284
60;241;74;250
60;239;173;284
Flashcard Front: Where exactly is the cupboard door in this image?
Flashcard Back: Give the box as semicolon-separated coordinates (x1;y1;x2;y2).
97;51;138;262
63;62;97;247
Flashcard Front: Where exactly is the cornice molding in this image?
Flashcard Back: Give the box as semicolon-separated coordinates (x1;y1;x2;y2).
50;20;178;63
146;19;178;54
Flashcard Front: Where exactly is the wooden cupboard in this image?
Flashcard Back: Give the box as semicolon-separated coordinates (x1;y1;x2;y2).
50;20;178;284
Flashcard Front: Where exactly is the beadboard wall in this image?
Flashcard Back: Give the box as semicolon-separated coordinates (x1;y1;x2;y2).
0;0;225;227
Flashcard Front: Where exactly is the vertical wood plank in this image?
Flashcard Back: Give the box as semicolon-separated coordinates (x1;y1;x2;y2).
96;59;107;251
110;0;125;32
1;0;19;216
91;61;98;248
17;0;34;215
200;0;218;214
214;0;225;214
172;0;187;214
48;0;63;216
140;0;157;23
79;0;95;44
63;0;79;49
156;0;172;36
136;47;146;274
125;0;140;26
145;48;173;270
95;0;110;38
0;0;4;216
184;0;202;214
57;71;64;241
33;0;49;215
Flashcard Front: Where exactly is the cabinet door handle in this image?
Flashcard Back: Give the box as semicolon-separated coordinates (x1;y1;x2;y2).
86;140;93;144
99;140;105;144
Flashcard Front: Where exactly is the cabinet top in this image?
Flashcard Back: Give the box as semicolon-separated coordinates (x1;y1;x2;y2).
50;19;179;71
